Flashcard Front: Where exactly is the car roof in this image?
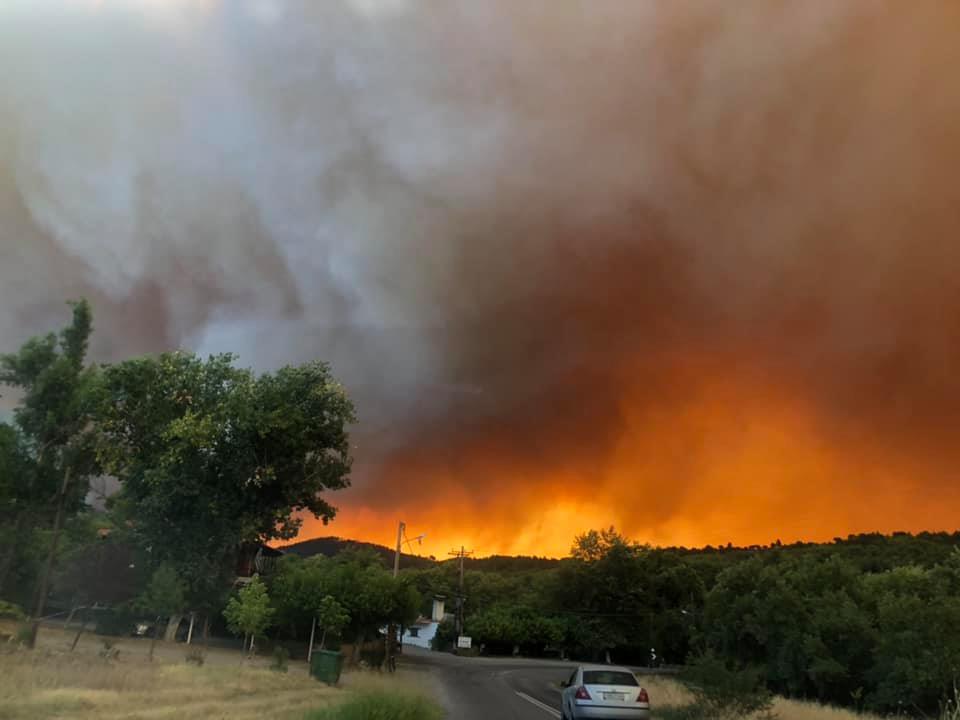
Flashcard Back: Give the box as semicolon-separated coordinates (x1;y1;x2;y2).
579;664;636;674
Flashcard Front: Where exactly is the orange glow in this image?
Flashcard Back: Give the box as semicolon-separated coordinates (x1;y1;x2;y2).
299;361;960;559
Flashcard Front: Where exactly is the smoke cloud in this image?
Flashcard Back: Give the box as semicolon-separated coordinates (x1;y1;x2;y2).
2;0;960;555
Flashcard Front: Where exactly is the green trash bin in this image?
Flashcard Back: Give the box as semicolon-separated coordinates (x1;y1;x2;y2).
310;650;344;685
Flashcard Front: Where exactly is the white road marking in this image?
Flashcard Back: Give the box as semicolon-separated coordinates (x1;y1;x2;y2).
515;691;562;718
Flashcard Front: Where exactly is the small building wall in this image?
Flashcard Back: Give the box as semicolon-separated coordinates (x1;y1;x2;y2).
401;621;439;649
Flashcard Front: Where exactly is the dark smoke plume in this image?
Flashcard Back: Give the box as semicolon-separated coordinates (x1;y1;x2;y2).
2;0;960;553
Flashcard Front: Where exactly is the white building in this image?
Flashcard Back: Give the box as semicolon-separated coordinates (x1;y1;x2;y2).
401;597;447;649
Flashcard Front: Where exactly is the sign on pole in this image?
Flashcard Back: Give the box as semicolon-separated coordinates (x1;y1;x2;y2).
457;636;472;649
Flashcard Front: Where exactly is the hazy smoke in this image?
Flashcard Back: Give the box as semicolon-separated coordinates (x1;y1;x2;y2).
2;0;960;552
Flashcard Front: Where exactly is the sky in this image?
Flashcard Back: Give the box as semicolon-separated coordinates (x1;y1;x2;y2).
2;1;960;558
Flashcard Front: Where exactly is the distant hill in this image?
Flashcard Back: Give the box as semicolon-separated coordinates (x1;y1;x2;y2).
277;536;438;569
276;537;562;572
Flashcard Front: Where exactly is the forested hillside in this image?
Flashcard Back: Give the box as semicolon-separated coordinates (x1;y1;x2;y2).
395;529;960;716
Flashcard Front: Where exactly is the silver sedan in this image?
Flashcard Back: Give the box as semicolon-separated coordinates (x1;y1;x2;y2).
560;665;651;720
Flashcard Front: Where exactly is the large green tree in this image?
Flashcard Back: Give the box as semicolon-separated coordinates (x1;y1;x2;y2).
0;300;99;643
96;352;354;631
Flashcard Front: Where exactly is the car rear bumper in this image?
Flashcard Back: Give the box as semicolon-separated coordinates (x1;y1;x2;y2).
572;705;651;720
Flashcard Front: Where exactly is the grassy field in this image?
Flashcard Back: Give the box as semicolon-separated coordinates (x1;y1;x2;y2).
639;675;884;720
0;625;439;720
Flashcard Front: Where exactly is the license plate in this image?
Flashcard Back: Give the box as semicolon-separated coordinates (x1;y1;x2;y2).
603;692;625;701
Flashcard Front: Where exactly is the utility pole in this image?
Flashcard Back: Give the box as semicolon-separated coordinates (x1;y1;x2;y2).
448;546;473;637
393;521;405;578
387;522;425;669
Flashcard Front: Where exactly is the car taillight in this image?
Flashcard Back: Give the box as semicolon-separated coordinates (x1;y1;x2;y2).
574;686;592;700
637;689;649;703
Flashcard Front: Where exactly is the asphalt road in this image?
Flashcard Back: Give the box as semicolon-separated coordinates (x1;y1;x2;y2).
400;647;575;720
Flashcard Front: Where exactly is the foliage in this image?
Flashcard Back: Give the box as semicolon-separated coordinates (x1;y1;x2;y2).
271;645;290;673
431;618;457;651
14;622;33;645
316;595;350;648
0;600;24;621
185;648;206;666
223;575;275;643
681;651;774;720
270;554;420;644
303;689;443;720
94;608;143;637
135;564;187;618
467;603;563;653
98;638;120;661
0;300;100;600
95;352;354;610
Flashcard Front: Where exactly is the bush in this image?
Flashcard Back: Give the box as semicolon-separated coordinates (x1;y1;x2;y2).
98;639;120;661
272;645;290;673
185;648;206;666
95;608;141;637
304;690;443;720
358;645;385;670
0;601;24;622
680;651;775;720
431;618;457;652
14;623;33;646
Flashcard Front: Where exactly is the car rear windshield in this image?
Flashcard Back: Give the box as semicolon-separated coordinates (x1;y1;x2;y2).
583;671;639;686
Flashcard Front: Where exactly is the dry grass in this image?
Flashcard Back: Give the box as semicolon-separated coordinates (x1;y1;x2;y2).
637;674;885;720
0;641;338;720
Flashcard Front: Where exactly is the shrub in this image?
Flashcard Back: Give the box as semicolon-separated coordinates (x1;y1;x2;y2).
185;648;206;666
14;623;33;647
304;689;443;720
95;608;141;637
98;639;120;661
680;651;775;720
0;601;24;622
272;645;290;673
359;645;385;670
431;618;457;652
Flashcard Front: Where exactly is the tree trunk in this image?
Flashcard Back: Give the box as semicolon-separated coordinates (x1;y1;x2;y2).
28;466;73;649
202;614;210;648
319;628;327;651
186;613;195;645
149;616;161;661
164;614;183;643
0;510;27;597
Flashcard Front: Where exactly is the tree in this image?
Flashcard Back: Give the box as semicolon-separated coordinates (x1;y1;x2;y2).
0;300;99;646
224;575;274;656
316;595;349;650
136;564;187;660
0;423;33;599
96;352;354;634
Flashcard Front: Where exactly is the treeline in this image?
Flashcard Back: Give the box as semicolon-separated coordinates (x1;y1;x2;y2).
402;528;960;716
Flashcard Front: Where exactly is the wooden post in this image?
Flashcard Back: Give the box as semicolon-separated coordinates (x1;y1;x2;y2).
307;616;317;664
